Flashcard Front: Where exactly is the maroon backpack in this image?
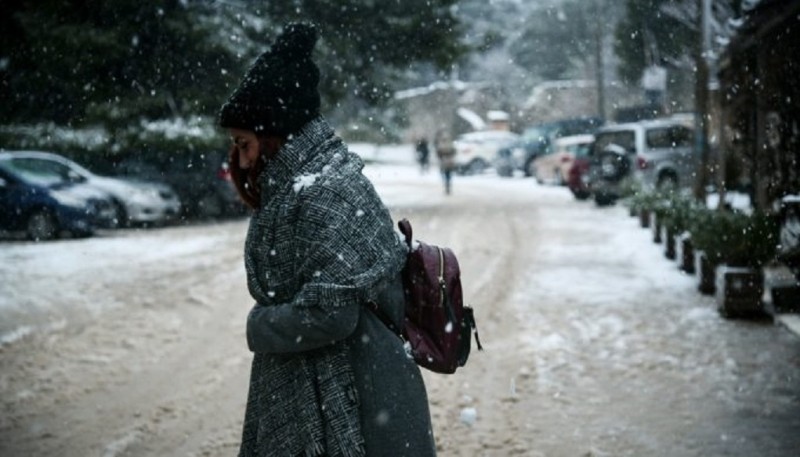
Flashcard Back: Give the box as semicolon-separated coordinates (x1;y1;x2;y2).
372;219;482;374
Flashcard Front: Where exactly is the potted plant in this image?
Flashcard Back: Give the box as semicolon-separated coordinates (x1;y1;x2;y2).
619;180;642;217
659;192;697;262
651;196;666;244
648;192;676;244
689;209;780;317
689;208;723;294
627;189;662;229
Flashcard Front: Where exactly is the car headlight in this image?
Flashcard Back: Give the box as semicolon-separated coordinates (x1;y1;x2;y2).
50;190;87;208
127;187;160;203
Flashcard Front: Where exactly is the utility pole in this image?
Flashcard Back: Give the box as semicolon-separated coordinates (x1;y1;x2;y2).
693;0;712;201
594;0;606;121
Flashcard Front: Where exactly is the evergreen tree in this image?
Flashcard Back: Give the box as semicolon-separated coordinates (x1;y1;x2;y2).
509;0;596;81
613;0;698;85
0;0;467;130
260;0;466;105
615;0;740;84
0;0;239;126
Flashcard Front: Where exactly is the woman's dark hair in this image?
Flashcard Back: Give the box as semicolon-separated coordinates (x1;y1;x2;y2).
228;136;280;210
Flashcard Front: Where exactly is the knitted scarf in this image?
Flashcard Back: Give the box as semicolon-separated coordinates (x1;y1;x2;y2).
238;117;407;457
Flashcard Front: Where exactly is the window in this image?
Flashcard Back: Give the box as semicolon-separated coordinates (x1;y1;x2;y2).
646;128;672;149
669;126;693;148
646;126;693;149
7;158;70;186
573;143;592;157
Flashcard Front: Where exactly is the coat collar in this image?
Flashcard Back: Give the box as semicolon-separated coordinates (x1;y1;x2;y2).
257;116;335;203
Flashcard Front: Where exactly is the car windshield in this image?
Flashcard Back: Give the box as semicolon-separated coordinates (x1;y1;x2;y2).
592;131;635;155
0;159;68;187
570;143;592;157
521;126;553;143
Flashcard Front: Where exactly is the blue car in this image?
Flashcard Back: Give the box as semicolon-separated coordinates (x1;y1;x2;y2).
0;155;116;240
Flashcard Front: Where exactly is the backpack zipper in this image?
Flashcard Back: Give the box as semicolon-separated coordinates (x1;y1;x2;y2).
438;247;445;308
438;247;457;327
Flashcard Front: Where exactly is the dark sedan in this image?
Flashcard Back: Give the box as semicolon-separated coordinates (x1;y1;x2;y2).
115;150;248;220
0;158;115;240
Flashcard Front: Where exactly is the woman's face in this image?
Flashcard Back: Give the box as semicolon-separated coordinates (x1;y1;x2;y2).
228;128;261;170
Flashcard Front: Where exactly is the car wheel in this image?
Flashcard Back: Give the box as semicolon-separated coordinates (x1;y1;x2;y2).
466;159;487;175
198;193;224;218
555;169;565;186
657;173;678;192
496;166;513;178
594;192;616;207
71;227;95;238
573;190;590;200
27;209;58;241
108;201;127;229
526;160;537;179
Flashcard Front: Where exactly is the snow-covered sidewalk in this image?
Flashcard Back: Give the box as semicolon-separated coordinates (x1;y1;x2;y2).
1;144;799;457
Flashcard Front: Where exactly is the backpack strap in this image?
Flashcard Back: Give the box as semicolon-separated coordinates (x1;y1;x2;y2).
463;306;484;351
398;219;413;248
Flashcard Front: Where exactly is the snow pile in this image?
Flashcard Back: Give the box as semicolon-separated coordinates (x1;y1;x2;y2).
292;173;320;192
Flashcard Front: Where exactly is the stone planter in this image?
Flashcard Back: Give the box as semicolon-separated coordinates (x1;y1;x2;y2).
763;265;800;315
676;233;695;274
639;209;651;229
696;251;716;295
770;286;800;313
715;265;764;318
664;226;676;260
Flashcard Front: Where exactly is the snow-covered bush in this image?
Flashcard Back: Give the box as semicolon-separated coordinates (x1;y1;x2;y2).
1;117;226;172
658;192;698;235
689;209;780;268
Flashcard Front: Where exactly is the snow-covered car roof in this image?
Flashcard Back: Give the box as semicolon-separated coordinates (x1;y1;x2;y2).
553;134;595;147
599;118;695;133
454;130;520;143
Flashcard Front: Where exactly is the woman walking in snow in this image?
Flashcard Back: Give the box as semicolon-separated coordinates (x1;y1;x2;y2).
435;130;456;195
218;23;437;457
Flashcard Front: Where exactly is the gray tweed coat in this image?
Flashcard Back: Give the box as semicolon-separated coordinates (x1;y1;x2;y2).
238;117;436;457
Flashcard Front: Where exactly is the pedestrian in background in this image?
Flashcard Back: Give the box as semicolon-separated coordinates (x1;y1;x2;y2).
435;130;456;195
218;23;436;457
415;137;430;173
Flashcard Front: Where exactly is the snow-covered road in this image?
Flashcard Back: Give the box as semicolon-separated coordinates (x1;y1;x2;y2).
1;145;799;456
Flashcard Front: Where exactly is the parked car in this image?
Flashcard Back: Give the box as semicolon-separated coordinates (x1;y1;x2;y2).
497;116;603;177
494;145;521;178
0;151;181;227
452;130;520;175
0;154;116;240
115;150;248;220
531;134;594;185
567;151;592;200
586;119;696;206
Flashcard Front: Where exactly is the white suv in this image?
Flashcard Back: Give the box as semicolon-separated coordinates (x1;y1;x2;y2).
452;130;520;175
587;119;696;205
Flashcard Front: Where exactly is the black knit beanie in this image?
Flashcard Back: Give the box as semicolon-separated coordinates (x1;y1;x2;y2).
218;22;320;136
